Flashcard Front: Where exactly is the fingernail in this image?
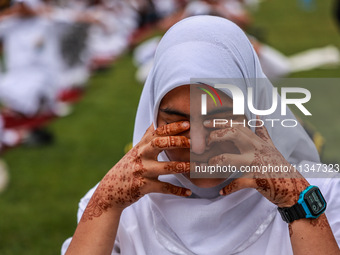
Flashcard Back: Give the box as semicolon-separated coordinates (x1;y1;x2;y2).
203;120;211;126
182;121;190;128
185;190;192;196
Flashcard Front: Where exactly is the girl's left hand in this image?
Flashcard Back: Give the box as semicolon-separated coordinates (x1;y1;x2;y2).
203;118;309;208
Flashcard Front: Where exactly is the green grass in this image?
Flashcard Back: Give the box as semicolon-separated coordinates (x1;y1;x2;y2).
0;55;143;254
1;1;340;254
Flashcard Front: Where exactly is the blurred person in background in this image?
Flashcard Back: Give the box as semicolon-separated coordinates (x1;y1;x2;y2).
133;0;340;82
86;0;138;70
0;0;58;117
0;0;61;145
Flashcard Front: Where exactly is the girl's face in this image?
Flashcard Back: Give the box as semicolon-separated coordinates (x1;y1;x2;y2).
157;85;247;188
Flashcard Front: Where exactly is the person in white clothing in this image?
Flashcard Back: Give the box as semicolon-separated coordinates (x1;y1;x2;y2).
0;0;58;117
62;16;340;255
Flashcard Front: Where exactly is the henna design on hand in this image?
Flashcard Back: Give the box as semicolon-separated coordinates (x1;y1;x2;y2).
250;144;309;207
234;120;309;206
164;162;190;173
81;146;148;221
214;128;236;138
152;136;190;149
81;123;192;221
220;181;238;195
163;183;188;196
255;178;270;193
81;193;113;222
155;121;189;136
309;214;330;230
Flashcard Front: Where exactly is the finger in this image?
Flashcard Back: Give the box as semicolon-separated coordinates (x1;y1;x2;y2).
151;181;192;197
204;118;257;138
146;123;155;133
150;136;190;151
220;178;254;196
203;119;231;129
145;161;190;178
142;123;156;141
208;152;250;170
254;116;273;145
207;127;252;153
155;121;190;136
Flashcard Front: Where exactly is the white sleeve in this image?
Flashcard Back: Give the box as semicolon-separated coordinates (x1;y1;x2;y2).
50;8;79;24
319;177;340;244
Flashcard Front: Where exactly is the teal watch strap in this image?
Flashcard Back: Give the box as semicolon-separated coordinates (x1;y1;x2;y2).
278;203;306;223
278;185;326;223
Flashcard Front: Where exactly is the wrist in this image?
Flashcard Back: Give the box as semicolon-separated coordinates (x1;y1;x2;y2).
277;179;309;208
278;185;327;224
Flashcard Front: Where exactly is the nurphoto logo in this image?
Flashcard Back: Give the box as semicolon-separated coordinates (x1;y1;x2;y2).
200;84;312;128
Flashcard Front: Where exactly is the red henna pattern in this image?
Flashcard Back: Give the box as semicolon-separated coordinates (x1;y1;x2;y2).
214;128;236;138
81;146;149;221
250;144;309;207
309;215;329;230
156;122;184;136
152;136;190;149
222;181;238;195
81;193;112;222
164;183;186;196
165;162;190;173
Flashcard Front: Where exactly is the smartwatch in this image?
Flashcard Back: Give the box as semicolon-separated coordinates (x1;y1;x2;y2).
277;185;327;223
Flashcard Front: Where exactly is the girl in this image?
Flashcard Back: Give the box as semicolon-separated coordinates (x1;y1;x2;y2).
63;16;340;255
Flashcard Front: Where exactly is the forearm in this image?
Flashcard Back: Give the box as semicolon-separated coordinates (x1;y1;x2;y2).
290;214;340;255
66;191;123;255
66;122;191;254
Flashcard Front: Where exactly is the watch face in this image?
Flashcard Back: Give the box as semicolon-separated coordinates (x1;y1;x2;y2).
305;187;326;216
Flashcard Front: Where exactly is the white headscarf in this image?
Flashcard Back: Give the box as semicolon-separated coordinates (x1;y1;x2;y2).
132;16;320;254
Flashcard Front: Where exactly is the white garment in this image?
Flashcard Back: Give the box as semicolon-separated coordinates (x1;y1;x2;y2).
13;0;42;9
62;16;339;254
61;176;340;255
258;44;340;79
48;7;91;89
87;6;129;59
0;16;58;115
153;0;178;18
0;17;52;71
184;1;213;16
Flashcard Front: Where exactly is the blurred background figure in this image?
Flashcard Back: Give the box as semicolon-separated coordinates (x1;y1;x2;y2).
0;0;335;152
133;0;340;82
0;0;60;147
0;0;337;175
0;0;58;117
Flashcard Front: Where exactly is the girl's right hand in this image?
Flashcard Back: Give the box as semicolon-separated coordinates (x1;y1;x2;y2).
81;121;192;221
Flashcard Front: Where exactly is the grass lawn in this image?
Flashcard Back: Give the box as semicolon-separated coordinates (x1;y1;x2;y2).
0;0;339;254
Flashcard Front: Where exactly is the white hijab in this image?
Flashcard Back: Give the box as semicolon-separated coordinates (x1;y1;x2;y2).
132;16;320;254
